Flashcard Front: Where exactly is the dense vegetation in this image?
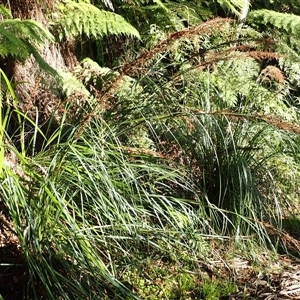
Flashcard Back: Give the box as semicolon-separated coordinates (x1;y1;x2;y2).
0;0;299;299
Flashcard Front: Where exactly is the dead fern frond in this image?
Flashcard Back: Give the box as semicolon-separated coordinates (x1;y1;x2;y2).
120;18;231;76
258;65;285;84
169;47;279;84
185;109;300;135
259;114;300;135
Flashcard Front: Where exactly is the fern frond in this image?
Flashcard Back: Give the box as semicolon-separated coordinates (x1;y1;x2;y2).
0;25;30;58
0;18;59;82
0;19;52;58
0;19;53;59
2;19;54;44
59;70;91;98
54;1;140;40
249;9;300;37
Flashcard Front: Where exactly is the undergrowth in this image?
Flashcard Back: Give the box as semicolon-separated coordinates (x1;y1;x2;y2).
0;2;299;299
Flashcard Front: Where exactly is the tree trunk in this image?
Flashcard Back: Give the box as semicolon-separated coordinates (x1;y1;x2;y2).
0;0;69;124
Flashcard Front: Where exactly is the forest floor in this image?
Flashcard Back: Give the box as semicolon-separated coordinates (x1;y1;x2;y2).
214;254;300;299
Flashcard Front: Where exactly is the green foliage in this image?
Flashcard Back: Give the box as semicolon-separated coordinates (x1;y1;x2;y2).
1;0;300;298
73;57;119;91
251;0;300;15
59;70;91;97
0;4;12;18
249;9;300;37
0;111;201;298
217;0;249;15
0;18;54;59
0;5;59;80
0;69;18;175
53;0;140;40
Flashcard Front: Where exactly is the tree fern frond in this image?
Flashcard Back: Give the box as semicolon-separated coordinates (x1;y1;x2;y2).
0;18;59;82
54;1;140;40
4;19;55;44
0;19;53;59
0;25;30;59
249;9;300;37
